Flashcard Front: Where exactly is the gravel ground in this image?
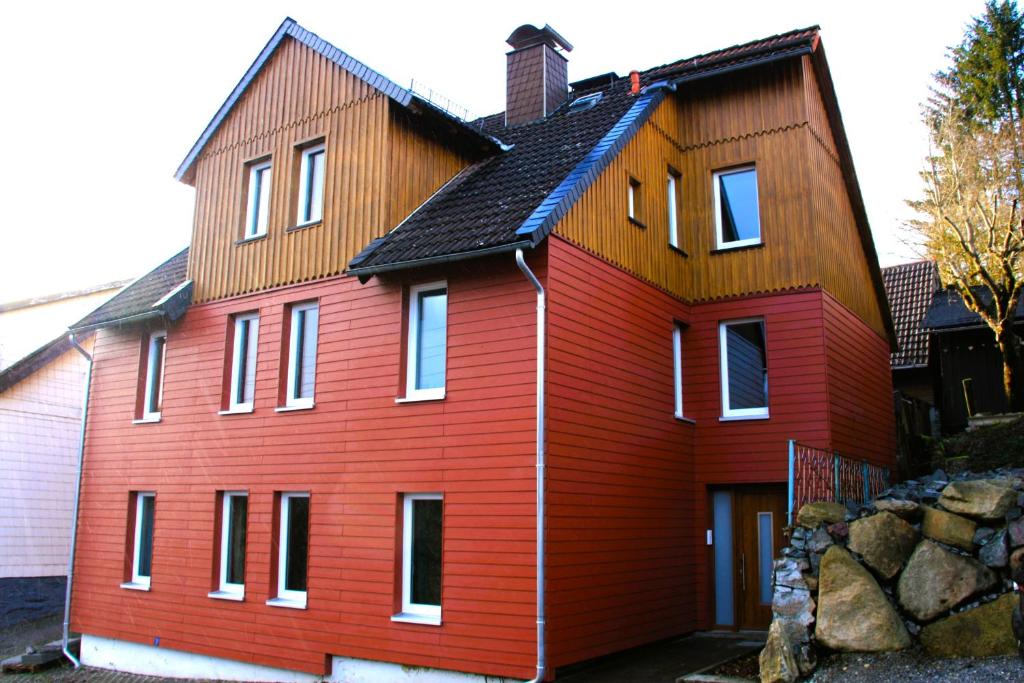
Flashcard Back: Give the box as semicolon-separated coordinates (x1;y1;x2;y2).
810;648;1024;682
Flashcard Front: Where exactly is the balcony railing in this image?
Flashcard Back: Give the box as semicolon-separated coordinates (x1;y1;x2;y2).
786;440;890;524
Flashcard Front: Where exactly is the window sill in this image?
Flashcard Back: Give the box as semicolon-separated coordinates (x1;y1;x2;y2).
286;220;322;233
218;405;255;416
391;612;441;626
719;413;770;422
275;402;315;413
674;414;696;425
120;581;151;592
628;217;647;229
208;590;244;602
711;242;764;255
266;596;307;610
669;244;689;258
235;233;268;245
132;415;161;425
396;390;446;404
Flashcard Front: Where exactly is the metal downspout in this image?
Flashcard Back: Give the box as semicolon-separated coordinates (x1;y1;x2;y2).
62;333;92;668
515;248;546;683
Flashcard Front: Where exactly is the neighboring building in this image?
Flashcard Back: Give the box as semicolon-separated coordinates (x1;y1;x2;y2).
0;281;125;623
882;261;940;405
68;19;896;682
923;285;1024;432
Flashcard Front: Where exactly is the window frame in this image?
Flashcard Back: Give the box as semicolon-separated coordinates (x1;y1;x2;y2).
395;492;443;625
210;491;248;600
719;317;770;420
402;281;448;402
269;491;309;609
227;313;259;414
667;168;682;250
713;165;761;250
296;143;326;227
284;302;319;410
140;330;166;422
244;159;272;240
673;324;684;419
627;176;644;226
123;492;155;590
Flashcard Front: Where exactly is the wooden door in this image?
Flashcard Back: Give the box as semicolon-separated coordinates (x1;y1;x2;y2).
734;486;786;629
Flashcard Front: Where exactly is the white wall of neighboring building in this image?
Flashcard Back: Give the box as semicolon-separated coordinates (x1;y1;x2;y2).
0;336;93;578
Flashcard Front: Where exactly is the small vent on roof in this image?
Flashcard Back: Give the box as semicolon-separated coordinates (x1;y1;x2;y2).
568;92;603;113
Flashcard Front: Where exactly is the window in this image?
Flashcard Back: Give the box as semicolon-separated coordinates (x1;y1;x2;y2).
403;282;447;401
227;313;259;413
122;492;155;590
284;302;319;409
296;143;325;226
394;493;443;624
138;331;166;422
244;159;272;239
210;492;248;600
719;319;769;419
713;166;761;249
627;176;643;225
269;492;309;608
672;324;684;419
667;169;682;250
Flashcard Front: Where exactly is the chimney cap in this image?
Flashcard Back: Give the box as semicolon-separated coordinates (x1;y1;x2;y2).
506;24;573;53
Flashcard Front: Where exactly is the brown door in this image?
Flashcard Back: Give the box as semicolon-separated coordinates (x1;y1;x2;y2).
734;486;787;629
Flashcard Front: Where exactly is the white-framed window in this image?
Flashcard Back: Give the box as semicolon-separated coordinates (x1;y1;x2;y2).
244;159;272;239
296;143;325;226
210;492;248;600
719;318;769;419
672;324;684;418
285;302;319;409
228;313;259;413
142;331;167;420
713;165;761;249
269;492;309;609
667;169;681;249
123;492;155;590
403;282;447;401
628;176;642;223
393;492;443;625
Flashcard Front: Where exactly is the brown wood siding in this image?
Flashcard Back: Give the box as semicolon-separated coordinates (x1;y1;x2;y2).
187;36;469;304
553;58;888;338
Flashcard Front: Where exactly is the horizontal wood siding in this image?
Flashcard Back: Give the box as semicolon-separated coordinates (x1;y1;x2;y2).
554;57;888;337
545;237;696;669
71;254;542;678
822;292;897;467
187;36;469;304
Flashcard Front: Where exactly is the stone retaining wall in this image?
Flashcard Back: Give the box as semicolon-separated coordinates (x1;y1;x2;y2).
761;469;1024;682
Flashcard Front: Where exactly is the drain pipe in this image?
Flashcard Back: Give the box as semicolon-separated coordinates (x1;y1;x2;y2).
515;248;546;683
62;332;92;668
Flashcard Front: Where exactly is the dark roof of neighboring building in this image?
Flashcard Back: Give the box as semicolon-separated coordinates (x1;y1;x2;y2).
71;248;192;332
175;18;501;184
0;332;89;394
923;285;1024;331
348;25;822;277
882;261;940;368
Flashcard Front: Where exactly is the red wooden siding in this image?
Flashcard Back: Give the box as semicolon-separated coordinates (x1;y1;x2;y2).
545;237;696;669
71;253;544;679
822;292;897;468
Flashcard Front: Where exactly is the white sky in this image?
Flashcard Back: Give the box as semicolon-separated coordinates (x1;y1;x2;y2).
0;0;979;301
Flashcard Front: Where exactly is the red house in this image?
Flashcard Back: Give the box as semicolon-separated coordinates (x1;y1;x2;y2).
68;18;896;681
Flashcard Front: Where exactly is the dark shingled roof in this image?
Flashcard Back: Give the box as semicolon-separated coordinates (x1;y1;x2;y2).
923;285;1024;331
0;333;85;393
348;26;822;276
882;261;940;368
72;248;191;332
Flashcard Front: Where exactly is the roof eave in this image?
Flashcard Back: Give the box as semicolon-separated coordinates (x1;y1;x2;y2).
347;241;535;280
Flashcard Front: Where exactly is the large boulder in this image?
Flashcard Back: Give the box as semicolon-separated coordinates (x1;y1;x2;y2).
797;501;846;528
921;506;976;551
847;511;919;579
897;540;998;621
760;618;799;683
873;498;921;520
939;480;1017;521
920;594;1017;657
815;546;911;652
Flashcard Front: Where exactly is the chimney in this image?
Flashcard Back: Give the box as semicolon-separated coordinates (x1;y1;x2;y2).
505;24;573;127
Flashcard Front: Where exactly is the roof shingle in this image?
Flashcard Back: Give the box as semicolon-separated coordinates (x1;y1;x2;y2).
882;261;939;368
